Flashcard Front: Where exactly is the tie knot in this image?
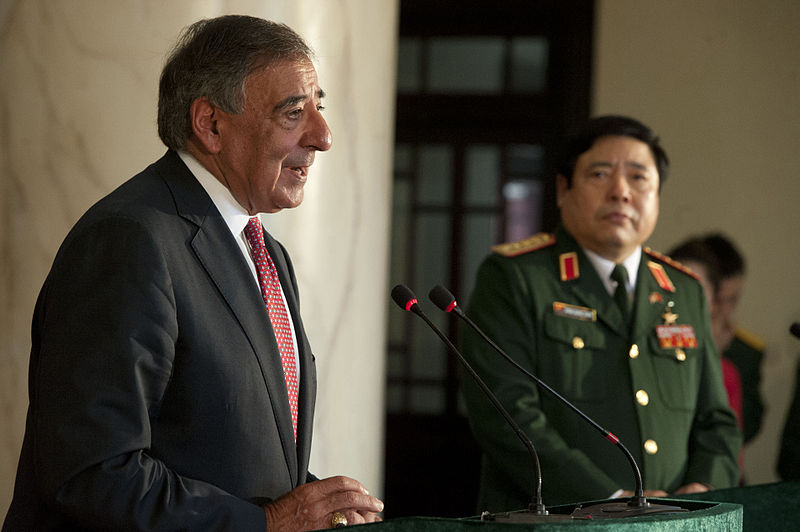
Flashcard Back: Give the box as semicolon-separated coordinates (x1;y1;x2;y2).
611;264;629;288
244;217;265;250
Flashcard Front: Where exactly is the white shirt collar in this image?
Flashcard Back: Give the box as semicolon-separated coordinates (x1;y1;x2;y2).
177;150;261;237
582;246;642;296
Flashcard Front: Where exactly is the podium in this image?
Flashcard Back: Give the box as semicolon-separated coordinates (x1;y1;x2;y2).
344;498;741;530
674;480;800;532
339;481;800;531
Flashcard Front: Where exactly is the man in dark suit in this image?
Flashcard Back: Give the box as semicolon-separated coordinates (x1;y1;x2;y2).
461;116;741;509
3;15;383;531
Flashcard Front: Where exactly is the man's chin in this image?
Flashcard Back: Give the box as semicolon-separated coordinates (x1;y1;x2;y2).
588;233;641;261
277;192;305;211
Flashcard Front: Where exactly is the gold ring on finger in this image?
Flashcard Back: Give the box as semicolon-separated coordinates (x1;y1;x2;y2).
331;511;348;528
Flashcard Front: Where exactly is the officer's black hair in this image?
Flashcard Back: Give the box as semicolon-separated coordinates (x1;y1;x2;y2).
557;115;669;190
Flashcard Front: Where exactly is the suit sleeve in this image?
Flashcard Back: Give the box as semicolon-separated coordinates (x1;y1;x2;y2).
30;216;266;531
461;254;619;505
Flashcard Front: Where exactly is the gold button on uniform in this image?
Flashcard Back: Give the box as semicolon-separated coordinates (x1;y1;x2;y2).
629;344;639;359
636;389;649;406
644;439;658;455
572;336;584;349
675;348;686;361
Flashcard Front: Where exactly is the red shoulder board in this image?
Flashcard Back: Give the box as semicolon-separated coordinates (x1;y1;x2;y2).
647;261;676;293
643;247;701;281
492;233;556;257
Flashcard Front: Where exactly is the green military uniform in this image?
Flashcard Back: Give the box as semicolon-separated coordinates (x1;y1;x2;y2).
461;225;741;510
723;329;765;443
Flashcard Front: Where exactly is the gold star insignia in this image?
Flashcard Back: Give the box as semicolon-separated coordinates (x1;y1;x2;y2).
662;302;678;324
662;310;678;325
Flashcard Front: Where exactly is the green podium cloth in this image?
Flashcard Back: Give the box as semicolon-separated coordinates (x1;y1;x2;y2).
343;499;741;531
335;481;800;530
676;480;800;532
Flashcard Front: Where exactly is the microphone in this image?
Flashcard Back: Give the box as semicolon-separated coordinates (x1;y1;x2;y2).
390;284;570;522
428;284;687;519
791;322;800;339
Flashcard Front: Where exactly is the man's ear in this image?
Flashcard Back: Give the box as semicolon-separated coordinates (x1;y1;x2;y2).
556;174;568;208
189;97;222;154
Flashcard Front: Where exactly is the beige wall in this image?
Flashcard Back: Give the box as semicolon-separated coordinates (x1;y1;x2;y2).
0;0;397;518
595;0;800;484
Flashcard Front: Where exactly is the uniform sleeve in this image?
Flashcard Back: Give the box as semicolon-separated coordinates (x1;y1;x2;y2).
682;290;742;490
29;216;266;531
461;254;620;507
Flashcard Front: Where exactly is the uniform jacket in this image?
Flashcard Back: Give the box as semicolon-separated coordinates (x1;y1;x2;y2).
461;225;741;510
4;151;317;531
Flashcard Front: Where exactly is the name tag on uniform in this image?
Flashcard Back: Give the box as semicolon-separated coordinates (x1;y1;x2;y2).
655;325;698;348
553;302;596;322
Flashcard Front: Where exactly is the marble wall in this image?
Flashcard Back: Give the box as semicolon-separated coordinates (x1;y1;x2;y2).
0;0;398;518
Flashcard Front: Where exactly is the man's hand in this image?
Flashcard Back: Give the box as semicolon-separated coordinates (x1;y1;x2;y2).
673;482;710;495
619;489;668;498
263;476;383;531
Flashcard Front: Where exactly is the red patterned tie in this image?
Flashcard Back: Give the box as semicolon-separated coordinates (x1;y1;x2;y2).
244;217;299;441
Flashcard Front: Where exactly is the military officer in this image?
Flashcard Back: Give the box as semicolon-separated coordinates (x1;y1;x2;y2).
461;115;741;510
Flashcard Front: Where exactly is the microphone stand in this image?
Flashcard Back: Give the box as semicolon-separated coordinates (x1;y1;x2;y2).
428;285;687;519
391;285;572;522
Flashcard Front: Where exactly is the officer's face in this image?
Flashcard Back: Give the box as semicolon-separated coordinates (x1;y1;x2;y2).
557;135;660;262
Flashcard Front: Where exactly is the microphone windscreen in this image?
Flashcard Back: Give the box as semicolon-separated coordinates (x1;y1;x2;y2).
391;284;418;310
791;322;800;339
429;285;457;312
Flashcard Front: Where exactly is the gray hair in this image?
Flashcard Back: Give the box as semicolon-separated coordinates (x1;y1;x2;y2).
157;15;314;150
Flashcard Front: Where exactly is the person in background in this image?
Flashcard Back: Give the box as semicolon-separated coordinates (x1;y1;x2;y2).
704;234;765;444
669;234;765;448
3;15;383;531
668;237;745;479
460;115;741;510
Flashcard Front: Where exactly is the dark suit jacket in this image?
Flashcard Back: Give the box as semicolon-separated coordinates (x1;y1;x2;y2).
3;151;317;531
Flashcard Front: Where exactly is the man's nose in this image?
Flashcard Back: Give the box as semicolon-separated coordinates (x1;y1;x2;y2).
305;109;332;152
608;172;631;201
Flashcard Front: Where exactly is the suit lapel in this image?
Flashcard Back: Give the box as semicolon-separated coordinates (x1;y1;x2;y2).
156;151;300;485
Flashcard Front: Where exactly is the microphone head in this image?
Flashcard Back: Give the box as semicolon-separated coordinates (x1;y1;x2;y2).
429;285;458;313
391;284;419;312
791;322;800;339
